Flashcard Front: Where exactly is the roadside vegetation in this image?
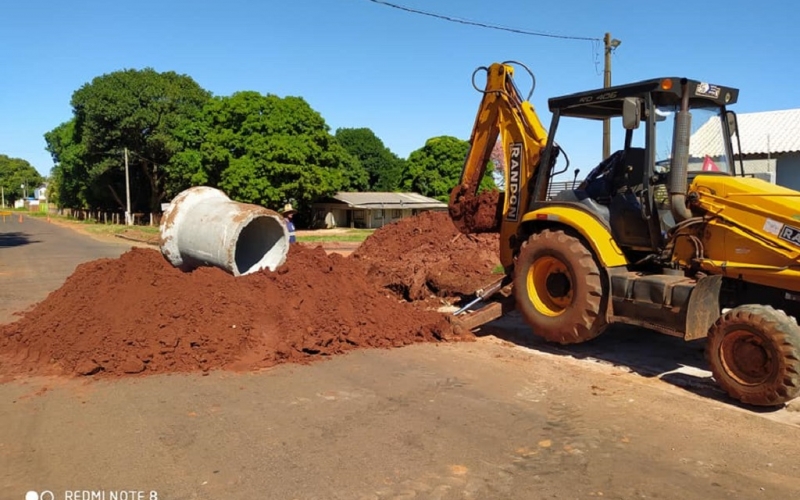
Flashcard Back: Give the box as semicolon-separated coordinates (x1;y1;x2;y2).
0;67;496;231
20;210;159;239
18;209;371;244
297;230;374;243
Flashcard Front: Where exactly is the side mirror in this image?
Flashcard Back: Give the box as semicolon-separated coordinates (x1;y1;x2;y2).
726;110;738;137
622;98;641;130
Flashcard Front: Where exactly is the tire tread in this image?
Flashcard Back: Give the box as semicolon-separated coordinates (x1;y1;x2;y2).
514;229;606;345
706;304;800;406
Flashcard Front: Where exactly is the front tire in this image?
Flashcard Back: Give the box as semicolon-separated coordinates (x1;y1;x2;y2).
513;229;606;344
706;304;800;406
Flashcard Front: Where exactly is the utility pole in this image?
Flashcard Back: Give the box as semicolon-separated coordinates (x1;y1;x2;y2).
124;147;132;226
603;32;622;159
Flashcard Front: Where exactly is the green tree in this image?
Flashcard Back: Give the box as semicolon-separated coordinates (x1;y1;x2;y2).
0;155;43;206
44;119;89;209
45;68;211;212
169;91;368;212
334;127;404;191
401;136;495;201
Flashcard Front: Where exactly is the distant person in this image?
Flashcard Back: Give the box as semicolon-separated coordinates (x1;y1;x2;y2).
281;203;297;244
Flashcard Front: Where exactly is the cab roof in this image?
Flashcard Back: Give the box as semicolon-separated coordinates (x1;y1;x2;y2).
548;77;739;120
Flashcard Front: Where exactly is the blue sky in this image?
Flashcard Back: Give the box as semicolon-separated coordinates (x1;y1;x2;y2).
2;0;799;178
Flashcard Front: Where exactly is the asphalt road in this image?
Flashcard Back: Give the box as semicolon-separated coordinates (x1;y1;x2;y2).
0;215;134;323
2;217;800;500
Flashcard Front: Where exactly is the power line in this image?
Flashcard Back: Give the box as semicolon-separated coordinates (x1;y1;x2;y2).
366;0;600;42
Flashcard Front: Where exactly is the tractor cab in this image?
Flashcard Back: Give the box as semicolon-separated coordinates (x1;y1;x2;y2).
537;77;740;259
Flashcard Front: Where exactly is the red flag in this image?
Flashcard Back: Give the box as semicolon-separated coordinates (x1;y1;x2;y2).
702;155;720;172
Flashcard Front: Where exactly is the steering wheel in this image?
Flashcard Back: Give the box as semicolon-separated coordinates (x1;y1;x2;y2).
583;150;625;184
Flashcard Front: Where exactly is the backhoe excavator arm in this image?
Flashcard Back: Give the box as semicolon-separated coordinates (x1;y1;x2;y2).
448;62;550;248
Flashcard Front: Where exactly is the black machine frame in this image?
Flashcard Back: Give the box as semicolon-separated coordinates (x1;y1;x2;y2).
530;77;741;258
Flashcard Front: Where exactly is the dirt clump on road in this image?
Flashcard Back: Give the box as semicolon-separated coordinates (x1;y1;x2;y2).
0;246;465;379
353;211;500;302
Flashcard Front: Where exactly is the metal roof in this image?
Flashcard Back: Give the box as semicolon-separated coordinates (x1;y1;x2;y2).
690;108;800;157
321;192;447;210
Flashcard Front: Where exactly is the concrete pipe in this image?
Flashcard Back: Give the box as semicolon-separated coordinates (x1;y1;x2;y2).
159;186;290;276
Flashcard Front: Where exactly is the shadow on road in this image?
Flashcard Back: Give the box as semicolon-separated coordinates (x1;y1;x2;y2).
478;311;787;413
0;232;39;248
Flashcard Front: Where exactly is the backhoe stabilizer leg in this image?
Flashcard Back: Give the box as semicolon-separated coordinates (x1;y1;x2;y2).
452;299;516;332
454;275;512;315
452;276;514;330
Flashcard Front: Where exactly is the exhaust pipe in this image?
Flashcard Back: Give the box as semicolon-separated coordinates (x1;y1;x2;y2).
669;81;693;223
159;186;290;276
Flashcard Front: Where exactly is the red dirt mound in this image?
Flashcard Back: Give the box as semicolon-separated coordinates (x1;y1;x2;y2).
353;211;501;302
0;246;467;379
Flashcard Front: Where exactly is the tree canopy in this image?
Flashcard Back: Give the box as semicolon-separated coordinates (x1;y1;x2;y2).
44;119;87;209
401;136;496;202
42;67;495;217
168;91;368;212
0;155;43;206
334;127;404;191
46;68;211;212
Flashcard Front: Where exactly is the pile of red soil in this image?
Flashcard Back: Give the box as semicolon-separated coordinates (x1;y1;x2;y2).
0;246;466;379
353;211;501;302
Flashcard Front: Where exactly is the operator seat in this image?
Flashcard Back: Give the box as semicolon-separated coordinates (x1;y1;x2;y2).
549;150;628;222
551;188;610;222
608;147;653;249
612;147;646;193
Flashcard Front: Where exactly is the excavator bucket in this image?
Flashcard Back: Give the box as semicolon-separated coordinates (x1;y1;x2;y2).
448;185;503;234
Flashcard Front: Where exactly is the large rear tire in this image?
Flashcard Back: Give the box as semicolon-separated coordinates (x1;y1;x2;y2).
514;229;607;344
706;304;800;406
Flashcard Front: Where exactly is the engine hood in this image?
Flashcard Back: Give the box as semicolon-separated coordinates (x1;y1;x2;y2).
691;174;800;222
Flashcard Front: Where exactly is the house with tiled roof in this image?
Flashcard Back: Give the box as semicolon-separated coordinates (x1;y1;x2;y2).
311;192;447;229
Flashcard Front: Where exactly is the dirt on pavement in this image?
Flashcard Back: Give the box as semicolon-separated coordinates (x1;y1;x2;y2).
0;208;507;379
0;245;469;379
353;210;500;301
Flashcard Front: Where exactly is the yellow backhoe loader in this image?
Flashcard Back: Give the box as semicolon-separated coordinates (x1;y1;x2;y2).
450;61;800;407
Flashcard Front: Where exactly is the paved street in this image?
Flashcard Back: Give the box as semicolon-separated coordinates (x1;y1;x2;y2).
0;215;134;323
2;217;800;500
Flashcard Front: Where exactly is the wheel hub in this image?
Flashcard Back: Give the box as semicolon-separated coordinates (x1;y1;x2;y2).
527;255;574;317
546;272;571;298
720;329;774;386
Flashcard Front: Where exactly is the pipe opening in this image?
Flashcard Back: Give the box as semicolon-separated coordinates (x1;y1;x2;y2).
234;216;289;275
